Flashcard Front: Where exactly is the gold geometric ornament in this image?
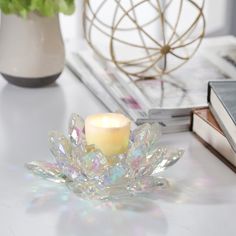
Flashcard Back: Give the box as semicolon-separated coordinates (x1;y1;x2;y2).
83;0;206;79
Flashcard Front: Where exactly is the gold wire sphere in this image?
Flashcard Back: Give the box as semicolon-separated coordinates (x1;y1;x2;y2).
83;0;206;79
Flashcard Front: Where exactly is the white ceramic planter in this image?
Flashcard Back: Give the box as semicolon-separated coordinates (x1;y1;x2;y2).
0;13;65;87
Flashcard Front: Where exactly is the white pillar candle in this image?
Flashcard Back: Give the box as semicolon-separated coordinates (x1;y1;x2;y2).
85;113;131;157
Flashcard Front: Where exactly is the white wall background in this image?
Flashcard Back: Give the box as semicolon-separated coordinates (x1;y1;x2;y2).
60;0;236;40
60;0;84;40
205;0;234;36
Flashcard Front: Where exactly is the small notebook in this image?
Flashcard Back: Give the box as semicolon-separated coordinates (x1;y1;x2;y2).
208;81;236;152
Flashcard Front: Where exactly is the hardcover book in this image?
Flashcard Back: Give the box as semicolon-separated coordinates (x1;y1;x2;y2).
208;81;236;152
192;108;236;170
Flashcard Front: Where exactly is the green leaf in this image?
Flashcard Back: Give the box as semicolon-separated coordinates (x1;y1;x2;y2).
0;0;75;17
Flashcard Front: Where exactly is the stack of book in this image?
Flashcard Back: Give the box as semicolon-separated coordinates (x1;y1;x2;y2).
192;81;236;171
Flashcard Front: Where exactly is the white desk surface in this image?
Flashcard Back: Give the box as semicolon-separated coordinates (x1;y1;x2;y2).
0;68;235;236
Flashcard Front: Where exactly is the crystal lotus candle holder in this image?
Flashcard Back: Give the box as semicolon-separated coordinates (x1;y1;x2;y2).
26;113;184;200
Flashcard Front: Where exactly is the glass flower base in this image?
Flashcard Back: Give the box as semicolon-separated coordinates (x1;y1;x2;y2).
26;113;184;200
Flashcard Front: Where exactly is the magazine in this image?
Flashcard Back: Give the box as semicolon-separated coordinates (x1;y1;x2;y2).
66;37;236;133
66;53;121;113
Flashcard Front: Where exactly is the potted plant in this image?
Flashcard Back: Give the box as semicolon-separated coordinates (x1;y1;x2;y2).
0;0;75;87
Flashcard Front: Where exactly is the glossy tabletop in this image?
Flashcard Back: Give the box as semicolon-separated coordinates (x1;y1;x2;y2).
0;69;236;236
